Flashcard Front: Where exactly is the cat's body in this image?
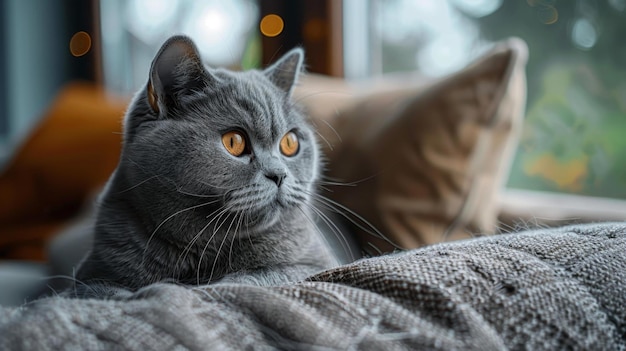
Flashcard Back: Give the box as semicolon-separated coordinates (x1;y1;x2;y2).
75;36;337;291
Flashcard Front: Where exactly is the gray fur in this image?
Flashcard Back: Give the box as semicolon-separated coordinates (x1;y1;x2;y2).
75;36;336;291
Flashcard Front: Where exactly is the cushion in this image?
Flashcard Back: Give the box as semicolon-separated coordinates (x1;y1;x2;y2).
0;83;126;260
294;38;528;253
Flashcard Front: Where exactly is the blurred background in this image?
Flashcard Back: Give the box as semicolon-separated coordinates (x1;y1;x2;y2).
1;0;626;262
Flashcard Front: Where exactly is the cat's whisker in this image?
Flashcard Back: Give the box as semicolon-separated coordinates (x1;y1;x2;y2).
318;173;381;187
117;163;242;199
317;117;342;144
290;182;355;261
318;185;334;193
244;199;254;247
313;129;334;151
196;207;234;284
114;174;161;194
309;205;355;262
298;205;354;263
228;200;249;270
174;204;230;279
112;158;236;201
175;188;223;199
165;176;246;198
206;203;232;218
175;225;210;279
180;210;225;283
366;241;384;257
305;191;402;250
141;200;220;268
198;180;249;191
208;211;239;283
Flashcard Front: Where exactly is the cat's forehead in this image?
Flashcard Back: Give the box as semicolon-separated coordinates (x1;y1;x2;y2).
216;69;281;103
195;70;299;139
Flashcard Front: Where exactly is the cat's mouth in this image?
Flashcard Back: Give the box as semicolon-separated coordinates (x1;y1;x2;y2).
223;185;300;230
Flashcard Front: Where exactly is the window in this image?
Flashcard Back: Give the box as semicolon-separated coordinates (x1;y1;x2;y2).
0;1;77;168
100;0;260;95
349;0;626;201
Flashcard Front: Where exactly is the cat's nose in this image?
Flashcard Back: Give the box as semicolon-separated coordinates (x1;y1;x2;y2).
265;172;286;187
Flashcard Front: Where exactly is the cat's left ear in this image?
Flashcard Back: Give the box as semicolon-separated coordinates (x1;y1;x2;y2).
264;48;304;96
147;35;207;116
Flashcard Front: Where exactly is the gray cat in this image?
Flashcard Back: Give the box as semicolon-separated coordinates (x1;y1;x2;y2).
75;35;339;291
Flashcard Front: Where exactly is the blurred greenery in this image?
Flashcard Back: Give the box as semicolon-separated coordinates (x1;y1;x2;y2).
474;0;626;198
240;32;262;70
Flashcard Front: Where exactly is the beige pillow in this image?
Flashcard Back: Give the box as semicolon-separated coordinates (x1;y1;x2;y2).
294;38;528;254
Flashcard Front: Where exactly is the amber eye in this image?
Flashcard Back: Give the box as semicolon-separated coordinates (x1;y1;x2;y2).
222;131;247;156
280;131;299;156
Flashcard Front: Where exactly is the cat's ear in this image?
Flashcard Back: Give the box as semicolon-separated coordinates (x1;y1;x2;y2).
147;35;207;116
264;48;304;96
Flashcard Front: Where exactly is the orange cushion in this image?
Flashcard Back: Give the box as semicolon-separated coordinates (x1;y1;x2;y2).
0;83;128;260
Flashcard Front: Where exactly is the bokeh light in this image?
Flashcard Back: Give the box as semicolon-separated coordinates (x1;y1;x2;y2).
571;18;597;50
260;14;284;37
536;5;558;24
450;0;503;18
126;0;180;44
182;0;256;66
69;31;92;57
304;18;325;42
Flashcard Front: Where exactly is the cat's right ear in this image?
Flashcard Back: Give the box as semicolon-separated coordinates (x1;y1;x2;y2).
147;35;207;117
264;48;304;97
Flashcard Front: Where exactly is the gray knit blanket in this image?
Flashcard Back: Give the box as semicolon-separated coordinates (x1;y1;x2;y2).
1;223;624;350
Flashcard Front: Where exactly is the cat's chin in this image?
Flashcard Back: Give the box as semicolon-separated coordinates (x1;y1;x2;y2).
240;203;286;233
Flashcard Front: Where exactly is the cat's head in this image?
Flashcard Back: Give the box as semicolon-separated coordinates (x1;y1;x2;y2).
116;35;319;233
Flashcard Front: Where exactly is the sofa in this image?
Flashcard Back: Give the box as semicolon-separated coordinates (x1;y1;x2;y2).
0;39;624;350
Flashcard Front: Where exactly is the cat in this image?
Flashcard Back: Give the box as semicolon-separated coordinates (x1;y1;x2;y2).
74;35;341;292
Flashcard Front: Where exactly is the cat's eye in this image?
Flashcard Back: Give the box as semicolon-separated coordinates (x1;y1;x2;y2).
222;131;247;157
280;131;299;157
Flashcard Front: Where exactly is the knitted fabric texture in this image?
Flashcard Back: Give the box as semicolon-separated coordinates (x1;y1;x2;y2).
1;222;624;350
